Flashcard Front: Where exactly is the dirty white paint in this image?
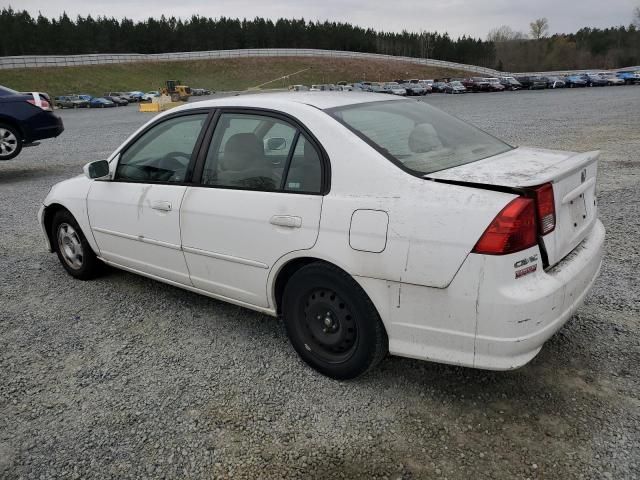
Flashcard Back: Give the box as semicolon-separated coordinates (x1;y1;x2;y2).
39;92;606;371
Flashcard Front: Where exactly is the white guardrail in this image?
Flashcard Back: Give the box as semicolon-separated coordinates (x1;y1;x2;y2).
0;48;637;76
0;48;501;76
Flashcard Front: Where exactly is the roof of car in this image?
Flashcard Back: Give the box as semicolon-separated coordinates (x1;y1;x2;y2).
177;91;402;112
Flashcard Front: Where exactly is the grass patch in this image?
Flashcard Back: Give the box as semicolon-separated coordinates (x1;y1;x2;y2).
0;56;474;97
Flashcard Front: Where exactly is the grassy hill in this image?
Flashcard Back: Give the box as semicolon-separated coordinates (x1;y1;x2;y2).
0;56;475;97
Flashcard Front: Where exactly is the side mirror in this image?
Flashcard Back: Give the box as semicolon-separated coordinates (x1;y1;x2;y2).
83;160;110;180
266;137;287;151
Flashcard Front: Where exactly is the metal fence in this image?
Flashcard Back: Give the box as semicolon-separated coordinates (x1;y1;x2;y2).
1;48;637;76
0;48;501;76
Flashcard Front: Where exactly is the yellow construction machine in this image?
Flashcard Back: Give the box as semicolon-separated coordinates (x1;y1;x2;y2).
160;80;191;102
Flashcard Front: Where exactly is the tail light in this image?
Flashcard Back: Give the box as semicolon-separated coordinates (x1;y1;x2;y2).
27;97;52;112
533;183;556;235
472;197;537;255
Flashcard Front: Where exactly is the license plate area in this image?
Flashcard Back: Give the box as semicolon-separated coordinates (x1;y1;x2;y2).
568;193;589;231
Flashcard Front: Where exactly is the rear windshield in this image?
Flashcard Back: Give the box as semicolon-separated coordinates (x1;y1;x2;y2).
326;99;513;175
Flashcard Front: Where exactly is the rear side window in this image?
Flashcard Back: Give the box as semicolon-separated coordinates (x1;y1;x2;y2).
115;114;207;183
201;113;297;191
284;135;322;193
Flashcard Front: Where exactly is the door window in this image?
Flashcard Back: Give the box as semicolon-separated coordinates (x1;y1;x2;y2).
202;113;297;191
115;113;207;183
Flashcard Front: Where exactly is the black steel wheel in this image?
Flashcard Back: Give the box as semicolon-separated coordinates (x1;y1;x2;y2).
301;287;358;363
282;262;388;379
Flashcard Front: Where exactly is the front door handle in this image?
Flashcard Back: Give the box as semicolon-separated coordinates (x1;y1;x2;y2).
151;200;172;212
270;215;302;228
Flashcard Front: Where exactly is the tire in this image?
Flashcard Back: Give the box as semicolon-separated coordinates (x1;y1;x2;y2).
282;262;388;379
51;210;103;280
0;123;22;161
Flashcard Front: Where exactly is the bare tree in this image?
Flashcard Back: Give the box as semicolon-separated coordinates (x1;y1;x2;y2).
487;25;527;42
634;6;640;28
530;18;549;39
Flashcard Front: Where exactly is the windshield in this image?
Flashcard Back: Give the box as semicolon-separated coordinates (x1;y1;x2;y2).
327;99;513;175
451;81;463;86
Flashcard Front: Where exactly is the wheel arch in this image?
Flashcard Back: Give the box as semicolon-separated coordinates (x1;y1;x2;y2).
0;116;26;141
270;255;388;327
42;203;71;249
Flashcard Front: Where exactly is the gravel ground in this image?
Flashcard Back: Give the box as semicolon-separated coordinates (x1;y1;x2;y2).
1;87;638;479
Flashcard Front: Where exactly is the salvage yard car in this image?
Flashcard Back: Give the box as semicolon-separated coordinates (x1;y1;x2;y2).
102;95;129;106
88;97;116;108
38;92;605;379
499;76;522;90
443;80;466;94
383;82;407;96
54;95;89;109
0;85;64;160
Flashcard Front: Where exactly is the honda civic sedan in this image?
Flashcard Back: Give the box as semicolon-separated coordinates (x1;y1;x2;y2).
38;93;605;379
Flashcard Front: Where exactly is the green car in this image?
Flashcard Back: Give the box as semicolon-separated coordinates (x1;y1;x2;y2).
54;95;89;109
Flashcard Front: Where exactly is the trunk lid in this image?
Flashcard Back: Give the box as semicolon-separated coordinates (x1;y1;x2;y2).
427;147;599;267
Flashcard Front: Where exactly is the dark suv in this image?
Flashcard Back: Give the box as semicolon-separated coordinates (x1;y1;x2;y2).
515;76;547;90
462;77;491;92
0;85;64;160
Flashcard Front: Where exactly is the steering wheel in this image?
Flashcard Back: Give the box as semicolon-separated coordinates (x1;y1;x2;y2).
157;151;191;181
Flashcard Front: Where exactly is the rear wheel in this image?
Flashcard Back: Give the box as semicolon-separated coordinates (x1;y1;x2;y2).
0;123;22;161
282;262;388;379
51;210;103;280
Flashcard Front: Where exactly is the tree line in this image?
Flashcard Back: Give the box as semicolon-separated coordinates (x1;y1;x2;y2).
0;8;494;67
490;18;640;71
1;7;639;71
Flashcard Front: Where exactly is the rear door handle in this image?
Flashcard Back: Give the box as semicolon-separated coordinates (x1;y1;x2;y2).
151;200;172;212
270;215;302;228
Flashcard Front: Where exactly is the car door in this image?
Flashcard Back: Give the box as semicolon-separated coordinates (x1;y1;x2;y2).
87;111;210;285
180;110;327;308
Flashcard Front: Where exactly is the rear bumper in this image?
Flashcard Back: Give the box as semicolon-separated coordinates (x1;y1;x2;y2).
28;113;64;142
473;219;605;369
362;219;605;370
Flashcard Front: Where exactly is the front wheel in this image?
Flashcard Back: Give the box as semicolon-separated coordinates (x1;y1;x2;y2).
282;262;388;379
51;210;103;280
0;123;22;160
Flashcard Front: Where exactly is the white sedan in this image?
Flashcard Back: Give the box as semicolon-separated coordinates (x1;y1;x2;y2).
38;93;605;379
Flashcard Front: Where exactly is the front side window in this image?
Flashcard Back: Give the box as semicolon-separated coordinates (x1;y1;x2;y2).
327;100;512;175
115;113;207;183
201;113;297;191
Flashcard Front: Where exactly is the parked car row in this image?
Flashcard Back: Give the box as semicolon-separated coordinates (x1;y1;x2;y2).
292;69;640;97
54;92;142;109
52;87;215;110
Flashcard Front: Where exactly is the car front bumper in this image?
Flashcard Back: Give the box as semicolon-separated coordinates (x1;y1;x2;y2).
37;203;53;252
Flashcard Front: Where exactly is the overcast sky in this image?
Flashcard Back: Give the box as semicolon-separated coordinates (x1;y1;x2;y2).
9;0;639;39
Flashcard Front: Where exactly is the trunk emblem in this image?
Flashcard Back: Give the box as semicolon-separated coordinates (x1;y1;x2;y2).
581;169;587;183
